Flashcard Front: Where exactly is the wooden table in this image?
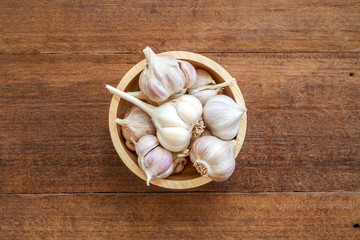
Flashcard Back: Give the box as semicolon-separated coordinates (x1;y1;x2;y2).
1;1;359;239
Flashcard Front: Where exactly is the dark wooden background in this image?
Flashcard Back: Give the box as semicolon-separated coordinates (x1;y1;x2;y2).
1;0;360;239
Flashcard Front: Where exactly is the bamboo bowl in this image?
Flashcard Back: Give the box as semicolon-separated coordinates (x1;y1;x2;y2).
108;51;247;189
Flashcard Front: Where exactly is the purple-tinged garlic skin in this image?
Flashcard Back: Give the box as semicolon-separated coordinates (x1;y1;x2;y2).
139;47;186;102
190;136;236;182
135;135;159;157
135;135;174;186
179;60;197;89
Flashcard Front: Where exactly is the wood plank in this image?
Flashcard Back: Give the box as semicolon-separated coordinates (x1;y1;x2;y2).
0;192;359;239
0;53;359;193
1;0;359;54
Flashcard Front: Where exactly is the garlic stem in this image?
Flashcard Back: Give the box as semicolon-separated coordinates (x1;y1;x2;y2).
144;170;152;186
143;46;156;63
115;118;130;125
127;91;149;100
189;78;235;93
106;85;156;117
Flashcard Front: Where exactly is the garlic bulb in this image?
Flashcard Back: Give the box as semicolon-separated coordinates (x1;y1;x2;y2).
106;85;202;152
203;94;246;140
115;105;156;151
135;135;174;186
191;69;216;89
188;79;235;105
190;136;236;182
139;47;196;102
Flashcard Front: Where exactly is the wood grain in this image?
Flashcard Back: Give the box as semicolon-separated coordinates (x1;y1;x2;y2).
1;0;359;54
1;53;359;193
0;192;359;239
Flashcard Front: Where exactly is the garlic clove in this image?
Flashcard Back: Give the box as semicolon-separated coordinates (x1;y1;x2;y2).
151;104;189;129
190;136;236;182
178;60;197;89
125;140;136;151
171;94;202;125
156;126;192;152
203;94;246;140
173;158;188;174
172;149;190;174
115;106;156;151
139;47;186;102
191;69;216;89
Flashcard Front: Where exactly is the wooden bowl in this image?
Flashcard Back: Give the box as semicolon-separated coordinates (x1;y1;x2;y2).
108;51;247;189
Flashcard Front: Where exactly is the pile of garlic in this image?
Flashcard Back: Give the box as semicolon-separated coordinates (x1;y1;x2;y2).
106;47;246;186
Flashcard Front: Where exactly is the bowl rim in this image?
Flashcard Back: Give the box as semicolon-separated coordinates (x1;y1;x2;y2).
108;51;247;189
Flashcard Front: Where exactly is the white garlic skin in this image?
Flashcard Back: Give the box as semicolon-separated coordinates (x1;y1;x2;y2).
203;95;246;140
139;47;186;102
190;136;236;182
115;106;156;151
171;94;203;125
135;135;174;186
